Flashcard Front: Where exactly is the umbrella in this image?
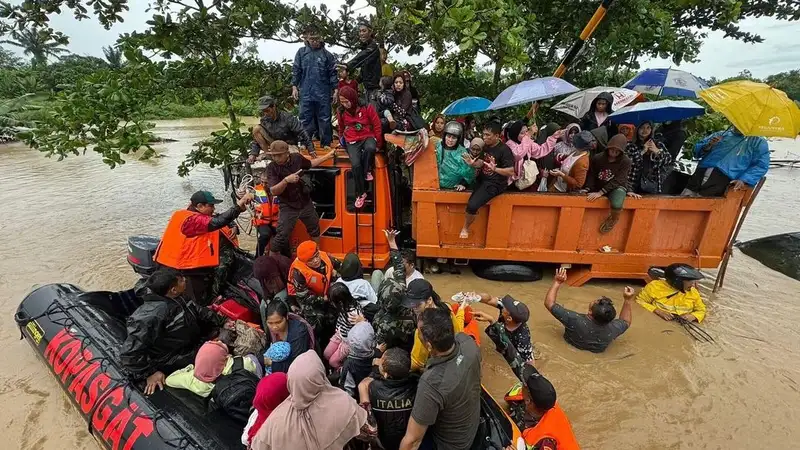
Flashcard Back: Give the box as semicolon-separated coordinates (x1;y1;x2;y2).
623;68;709;98
609;100;705;125
488;77;579;111
552;86;640;119
699;80;800;138
441;96;491;115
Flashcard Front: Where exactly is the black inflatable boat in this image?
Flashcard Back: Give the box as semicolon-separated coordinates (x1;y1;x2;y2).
737;232;800;282
14;237;522;450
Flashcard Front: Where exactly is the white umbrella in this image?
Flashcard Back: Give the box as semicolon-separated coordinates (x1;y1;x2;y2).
552;87;640;119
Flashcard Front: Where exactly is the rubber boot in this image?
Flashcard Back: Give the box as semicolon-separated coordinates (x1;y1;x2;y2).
599;209;622;234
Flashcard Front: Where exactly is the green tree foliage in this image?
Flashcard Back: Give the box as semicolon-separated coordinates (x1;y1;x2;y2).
0;27;69;66
766;70;800;101
102;45;124;69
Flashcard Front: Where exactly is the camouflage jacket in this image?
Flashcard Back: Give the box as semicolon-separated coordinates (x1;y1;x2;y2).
372;249;416;349
291;257;340;332
485;321;527;383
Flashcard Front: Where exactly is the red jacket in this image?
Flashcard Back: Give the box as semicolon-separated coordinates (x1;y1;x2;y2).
337;104;383;148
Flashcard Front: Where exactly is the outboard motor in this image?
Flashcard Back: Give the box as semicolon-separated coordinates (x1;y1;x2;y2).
127;235;161;276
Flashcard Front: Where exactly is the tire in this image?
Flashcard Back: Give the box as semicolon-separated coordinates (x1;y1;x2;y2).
470;260;543;282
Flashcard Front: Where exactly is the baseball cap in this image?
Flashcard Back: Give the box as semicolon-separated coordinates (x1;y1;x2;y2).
258;95;276;111
523;364;557;411
500;295;530;323
572;130;596;150
402;279;434;309
190;190;223;206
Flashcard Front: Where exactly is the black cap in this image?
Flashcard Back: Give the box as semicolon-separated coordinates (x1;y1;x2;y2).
500;295;530;323
523;364;557;411
190;190;223;206
402;279;434;308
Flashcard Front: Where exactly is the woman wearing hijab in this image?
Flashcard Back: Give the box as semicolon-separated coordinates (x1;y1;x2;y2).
254;254;292;330
549;130;592;193
430;114;446;142
505;121;562;187
391;74;415;132
337;85;383;210
251;350;368;450
243;373;290;448
553;123;581;157
625;121;674;194
402;70;420;109
335;253;378;308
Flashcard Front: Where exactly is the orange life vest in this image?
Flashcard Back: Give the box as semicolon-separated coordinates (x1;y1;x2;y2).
220;224;240;248
287;251;334;297
252;184;280;227
154;209;238;269
522;403;580;450
449;303;481;346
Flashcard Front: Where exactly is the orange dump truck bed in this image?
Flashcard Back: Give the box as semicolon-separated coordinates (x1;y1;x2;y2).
398;135;755;286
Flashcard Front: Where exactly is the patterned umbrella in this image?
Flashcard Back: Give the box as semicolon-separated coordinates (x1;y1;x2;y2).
623;68;709;98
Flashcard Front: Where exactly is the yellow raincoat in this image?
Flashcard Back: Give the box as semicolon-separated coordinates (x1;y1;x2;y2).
636;279;706;322
411;307;465;371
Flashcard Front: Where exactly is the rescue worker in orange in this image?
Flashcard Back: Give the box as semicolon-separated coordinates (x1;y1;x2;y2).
155;190;254;302
288;240;341;345
484;303;579;450
252;180;280;257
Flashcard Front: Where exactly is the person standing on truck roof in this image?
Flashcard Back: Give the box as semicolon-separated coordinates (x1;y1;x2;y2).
154;190;254;301
459;120;516;239
120;268;230;396
345;20;382;106
544;268;634;353
248;96;316;162
292;24;338;149
680;127;769;197
637;263;707;322
266;140;334;258
435;121;475;191
337;85;383;209
289;240;341;345
584;133;636;234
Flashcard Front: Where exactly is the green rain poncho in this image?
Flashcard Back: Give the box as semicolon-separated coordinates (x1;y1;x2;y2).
435;141;476;189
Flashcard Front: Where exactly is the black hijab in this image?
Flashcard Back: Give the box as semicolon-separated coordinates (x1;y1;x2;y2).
506;120;525;144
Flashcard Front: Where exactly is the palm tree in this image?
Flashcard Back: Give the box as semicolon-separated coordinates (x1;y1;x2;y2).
102;45;124;69
1;28;69;67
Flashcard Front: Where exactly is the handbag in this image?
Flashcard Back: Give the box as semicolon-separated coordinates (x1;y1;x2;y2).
514;158;538;190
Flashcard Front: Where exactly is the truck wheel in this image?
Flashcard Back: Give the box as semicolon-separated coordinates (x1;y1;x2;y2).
470;261;543;282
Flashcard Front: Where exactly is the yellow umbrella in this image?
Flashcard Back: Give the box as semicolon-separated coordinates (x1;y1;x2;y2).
699;80;800;138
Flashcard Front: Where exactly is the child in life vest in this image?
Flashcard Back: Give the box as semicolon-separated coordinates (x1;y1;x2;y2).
166;329;261;397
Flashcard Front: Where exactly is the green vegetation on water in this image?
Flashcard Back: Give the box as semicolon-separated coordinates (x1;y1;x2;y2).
0;1;797;174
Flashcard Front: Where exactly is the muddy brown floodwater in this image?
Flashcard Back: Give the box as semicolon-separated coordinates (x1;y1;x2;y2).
1;119;799;450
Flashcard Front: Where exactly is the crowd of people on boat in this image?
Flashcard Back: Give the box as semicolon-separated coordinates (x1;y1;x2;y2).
113;19;769;450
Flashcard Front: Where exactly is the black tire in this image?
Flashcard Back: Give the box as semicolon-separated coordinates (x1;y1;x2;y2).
470;260;543;282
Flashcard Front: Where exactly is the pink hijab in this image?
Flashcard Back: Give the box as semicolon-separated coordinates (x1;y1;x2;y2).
252;351;367;450
194;341;229;383
247;373;290;446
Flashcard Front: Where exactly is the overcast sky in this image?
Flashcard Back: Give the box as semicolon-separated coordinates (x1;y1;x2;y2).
5;0;799;80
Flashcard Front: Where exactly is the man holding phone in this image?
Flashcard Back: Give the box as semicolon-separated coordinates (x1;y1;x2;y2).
266;140;335;257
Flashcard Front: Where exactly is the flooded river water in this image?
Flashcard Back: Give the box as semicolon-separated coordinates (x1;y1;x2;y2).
1;118;799;449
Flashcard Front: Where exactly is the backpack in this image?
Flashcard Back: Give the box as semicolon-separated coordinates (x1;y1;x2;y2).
514;158;538;190
208;357;259;424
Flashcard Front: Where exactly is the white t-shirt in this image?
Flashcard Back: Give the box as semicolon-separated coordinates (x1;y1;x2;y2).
384;267;424;286
335;278;378;307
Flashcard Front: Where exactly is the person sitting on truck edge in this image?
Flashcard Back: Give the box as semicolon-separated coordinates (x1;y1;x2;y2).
154;190;254;300
358;348;419;450
248;96;316;162
120;268;229;396
680;127;769;197
544;268;634;353
266;140;334;258
584;133;636;234
637;263;707;322
459;120;516;239
435;121;475;191
337;85;383;209
472;294;534;363
288;240;340;345
372;230;417;353
549;130;592;193
376;76;397;133
402;279;466;372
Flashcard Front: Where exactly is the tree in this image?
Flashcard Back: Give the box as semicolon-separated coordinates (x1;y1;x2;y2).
766;70;800;101
102;45;124;69
0;28;69;66
0;46;22;69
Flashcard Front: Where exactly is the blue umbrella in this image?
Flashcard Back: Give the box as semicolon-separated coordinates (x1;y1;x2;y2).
623;68;709;98
488;77;580;111
442;96;491;115
609;100;705;124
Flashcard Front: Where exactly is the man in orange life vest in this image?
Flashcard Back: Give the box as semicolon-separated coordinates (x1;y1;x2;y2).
288;240;341;343
252;180;280;257
155;190;254;302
